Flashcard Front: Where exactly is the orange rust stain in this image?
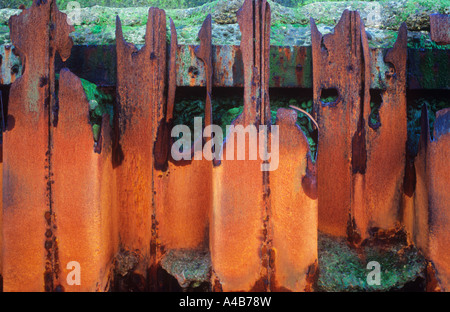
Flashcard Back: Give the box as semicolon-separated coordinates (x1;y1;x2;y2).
155;156;212;250
211;133;265;292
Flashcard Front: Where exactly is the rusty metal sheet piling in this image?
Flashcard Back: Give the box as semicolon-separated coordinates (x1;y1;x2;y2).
403;105;431;256
312;10;407;241
115;7;167;288
355;23;408;241
406;107;450;290
211;0;271;292
312;10;363;238
53;69;117;292
428;108;450;291
2;0;73;292
154;16;212;253
270;108;318;292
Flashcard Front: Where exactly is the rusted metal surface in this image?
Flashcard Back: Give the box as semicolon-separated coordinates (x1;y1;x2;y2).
211;0;271;292
405;107;450;290
355;23;408;241
115;7;167;288
403;105;430;256
312;10;408;241
270;108;318;291
195;15;213;130
154;18;177;172
427;108;450;291
403;104;450;292
154;15;212;253
2;0;73;292
0;1;448;293
312;10;363;237
53;69;117;291
2;42;447;89
430;14;450;45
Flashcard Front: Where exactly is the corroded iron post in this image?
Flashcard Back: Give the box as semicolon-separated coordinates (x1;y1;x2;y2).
428;108;450;291
312;10;407;242
115;8;167;289
270;108;318;292
2;0;73;291
211;0;272;292
405;107;450;290
52;69;117;291
154;16;212;253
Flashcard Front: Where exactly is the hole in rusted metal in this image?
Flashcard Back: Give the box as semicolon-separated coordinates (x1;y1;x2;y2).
188;66;199;78
406;89;450;157
369;89;383;130
319;87;339;107
385;62;397;80
0;85;10;134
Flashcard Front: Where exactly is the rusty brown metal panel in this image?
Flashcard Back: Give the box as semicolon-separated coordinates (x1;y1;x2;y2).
355;23;408;241
312;10;362;238
312;10;408;241
2;0;73;292
195;15;213;129
115;8;166;286
211;0;271;292
403;105;431;256
154;16;212;252
53;69;117;292
270;108;318;292
428;108;450;291
430;14;450;45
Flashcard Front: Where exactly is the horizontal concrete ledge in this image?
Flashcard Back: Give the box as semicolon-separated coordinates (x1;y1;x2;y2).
1;44;449;90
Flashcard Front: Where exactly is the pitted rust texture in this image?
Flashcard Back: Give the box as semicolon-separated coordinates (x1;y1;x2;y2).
53;69;117;292
430;14;450;45
270;108;318;292
312;10;408;241
115;7;167;285
311;10;364;238
2;0;73;292
211;0;272;292
355;24;408;242
154;15;212;253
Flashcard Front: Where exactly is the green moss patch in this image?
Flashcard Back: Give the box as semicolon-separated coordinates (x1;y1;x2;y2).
317;232;427;292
